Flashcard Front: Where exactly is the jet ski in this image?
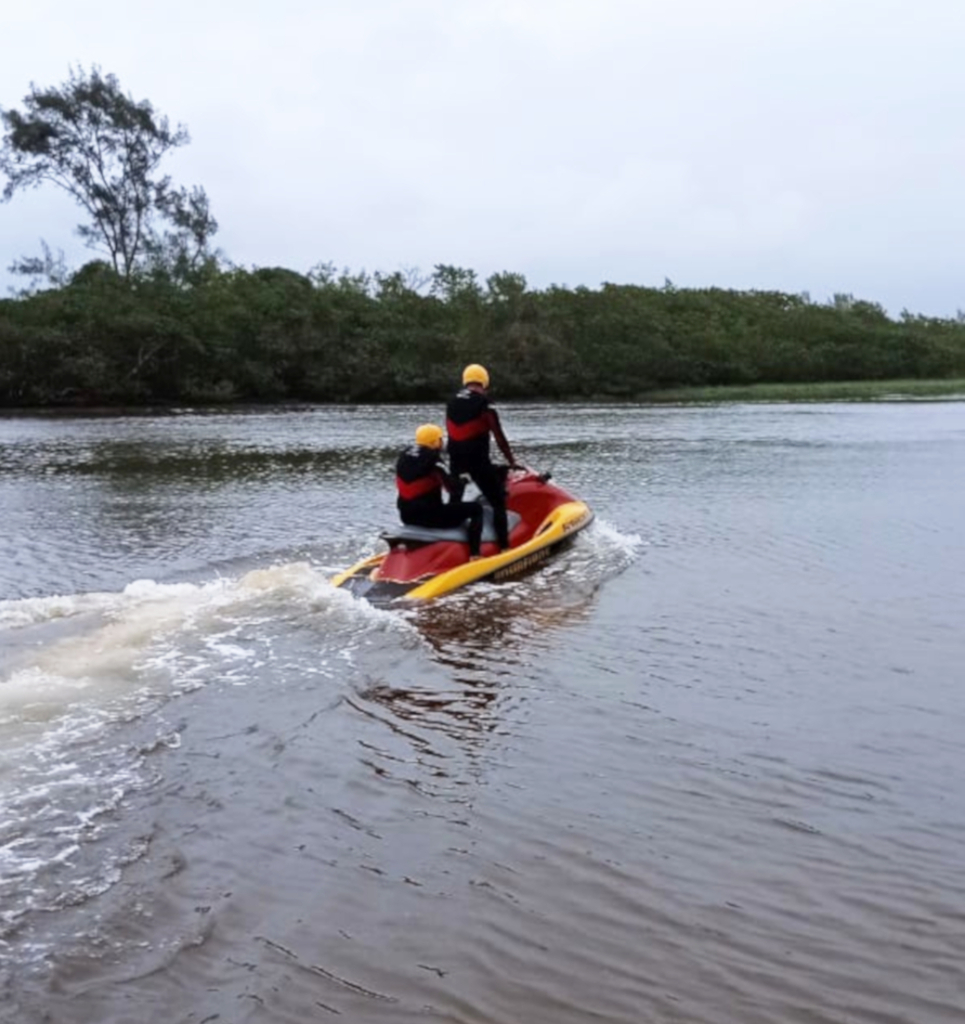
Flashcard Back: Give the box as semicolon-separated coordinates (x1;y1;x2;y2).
331;467;593;603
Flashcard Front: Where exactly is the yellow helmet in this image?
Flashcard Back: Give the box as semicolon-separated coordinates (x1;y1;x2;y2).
414;423;444;449
462;363;490;388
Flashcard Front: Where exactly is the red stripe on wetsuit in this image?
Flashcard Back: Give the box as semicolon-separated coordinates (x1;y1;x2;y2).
446;410;492;442
396;471;443;501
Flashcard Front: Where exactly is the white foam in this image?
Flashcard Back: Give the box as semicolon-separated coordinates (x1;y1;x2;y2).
0;590;119;629
583;518;646;559
0;561;410;740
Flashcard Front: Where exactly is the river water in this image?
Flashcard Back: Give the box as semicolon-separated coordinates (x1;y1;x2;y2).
0;401;963;1023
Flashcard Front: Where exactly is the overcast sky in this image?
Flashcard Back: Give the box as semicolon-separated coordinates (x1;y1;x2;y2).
2;0;963;314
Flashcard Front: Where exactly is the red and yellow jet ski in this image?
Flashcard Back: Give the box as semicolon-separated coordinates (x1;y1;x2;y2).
332;468;593;603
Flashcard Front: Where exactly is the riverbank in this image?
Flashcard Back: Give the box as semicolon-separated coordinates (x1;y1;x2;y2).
3;378;965;417
642;377;965;403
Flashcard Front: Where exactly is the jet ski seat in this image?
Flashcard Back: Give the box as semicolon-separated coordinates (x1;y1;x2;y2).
382;506;522;546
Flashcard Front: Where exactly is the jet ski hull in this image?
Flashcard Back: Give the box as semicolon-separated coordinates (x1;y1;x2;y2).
332;471;593;603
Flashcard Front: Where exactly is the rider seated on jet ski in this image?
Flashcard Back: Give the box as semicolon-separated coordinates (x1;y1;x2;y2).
446;363;519;552
396;423;484;559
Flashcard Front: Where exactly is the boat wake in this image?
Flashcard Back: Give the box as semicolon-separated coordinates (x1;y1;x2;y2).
0;520;639;953
0;562;407;947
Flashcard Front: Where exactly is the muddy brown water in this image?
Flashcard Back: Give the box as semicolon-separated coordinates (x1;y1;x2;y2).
1;401;963;1023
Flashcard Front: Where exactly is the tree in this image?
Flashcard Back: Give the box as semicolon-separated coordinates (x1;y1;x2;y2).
144;184;220;283
486;271;527;305
7;239;69;292
430;264;481;305
1;66;217;279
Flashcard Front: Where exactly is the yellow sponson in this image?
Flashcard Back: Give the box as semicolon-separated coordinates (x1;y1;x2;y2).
404;500;592;600
415;423;443;449
330;553;385;588
462;363;490;388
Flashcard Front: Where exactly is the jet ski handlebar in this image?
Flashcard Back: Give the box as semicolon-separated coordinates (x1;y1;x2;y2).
510;463;552;483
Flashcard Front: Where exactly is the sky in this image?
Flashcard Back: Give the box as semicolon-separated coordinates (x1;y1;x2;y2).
2;0;964;315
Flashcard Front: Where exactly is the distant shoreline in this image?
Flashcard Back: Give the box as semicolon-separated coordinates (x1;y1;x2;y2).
3;378;964;418
639;377;965;403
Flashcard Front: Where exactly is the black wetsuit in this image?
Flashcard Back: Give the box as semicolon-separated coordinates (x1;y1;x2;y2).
445;385;516;550
395;445;483;557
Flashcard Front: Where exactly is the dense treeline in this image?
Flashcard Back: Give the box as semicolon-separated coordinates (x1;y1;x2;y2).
2;262;965;407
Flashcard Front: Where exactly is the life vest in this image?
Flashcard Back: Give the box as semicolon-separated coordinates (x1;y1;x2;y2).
396;446;444;505
446;387;492;469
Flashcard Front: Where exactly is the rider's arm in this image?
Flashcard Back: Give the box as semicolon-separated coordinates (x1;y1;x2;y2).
488;408;517;467
438;446;469;500
438;466;464;498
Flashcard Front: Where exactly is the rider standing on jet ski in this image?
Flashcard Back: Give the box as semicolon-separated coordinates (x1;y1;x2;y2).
446;364;519;552
396;424;484;559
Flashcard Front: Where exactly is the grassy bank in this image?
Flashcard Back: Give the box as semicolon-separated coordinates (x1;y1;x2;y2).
642;378;965;404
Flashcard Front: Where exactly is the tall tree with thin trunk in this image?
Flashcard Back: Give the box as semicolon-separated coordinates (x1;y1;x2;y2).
0;65;217;279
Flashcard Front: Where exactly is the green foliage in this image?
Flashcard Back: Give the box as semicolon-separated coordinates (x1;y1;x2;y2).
1;66;217;281
2;261;965;408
